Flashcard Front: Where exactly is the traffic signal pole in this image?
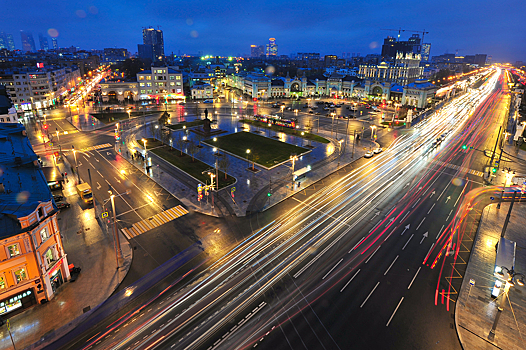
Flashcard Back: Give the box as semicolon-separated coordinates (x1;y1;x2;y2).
488;126;502;178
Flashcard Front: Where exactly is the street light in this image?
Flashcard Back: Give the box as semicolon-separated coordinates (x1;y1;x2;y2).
338;139;344;166
246;149;251;168
290;154;298;185
142;138;148;172
103;188;131;268
370;125;377;140
72;146;79;182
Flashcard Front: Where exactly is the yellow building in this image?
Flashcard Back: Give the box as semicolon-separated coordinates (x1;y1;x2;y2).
0;121;69;317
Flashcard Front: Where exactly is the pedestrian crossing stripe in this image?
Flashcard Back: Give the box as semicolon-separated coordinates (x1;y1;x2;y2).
120;205;189;239
433;160;484;177
63;143;113;156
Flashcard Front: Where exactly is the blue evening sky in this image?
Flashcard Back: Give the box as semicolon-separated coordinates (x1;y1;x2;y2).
3;0;524;62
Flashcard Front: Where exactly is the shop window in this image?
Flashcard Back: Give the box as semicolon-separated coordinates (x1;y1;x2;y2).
40;227;49;242
14;268;27;283
0;276;6;289
7;244;21;258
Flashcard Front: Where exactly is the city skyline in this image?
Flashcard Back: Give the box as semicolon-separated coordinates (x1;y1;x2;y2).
2;0;525;61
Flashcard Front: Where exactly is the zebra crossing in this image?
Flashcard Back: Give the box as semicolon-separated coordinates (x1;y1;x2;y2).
433;160;484;177
63;143;112;155
121;205;189;239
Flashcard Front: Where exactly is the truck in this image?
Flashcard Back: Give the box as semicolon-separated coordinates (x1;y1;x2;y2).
76;183;93;205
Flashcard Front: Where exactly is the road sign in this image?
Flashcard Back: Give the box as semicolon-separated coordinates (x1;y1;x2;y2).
6;319;9;331
102;212;108;218
469;279;475;286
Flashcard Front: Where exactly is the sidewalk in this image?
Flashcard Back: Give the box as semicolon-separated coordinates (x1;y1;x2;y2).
456;202;526;350
0;154;133;350
122;116;377;217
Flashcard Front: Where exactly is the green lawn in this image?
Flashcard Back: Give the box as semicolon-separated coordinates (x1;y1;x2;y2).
91;112;161;124
240;119;330;144
137;138;236;188
167;119;205;130
203;132;308;168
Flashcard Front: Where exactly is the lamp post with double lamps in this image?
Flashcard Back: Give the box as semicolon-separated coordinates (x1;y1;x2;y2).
103;188;131;268
488;266;525;341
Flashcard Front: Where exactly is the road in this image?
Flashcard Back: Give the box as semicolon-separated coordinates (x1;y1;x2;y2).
39;68;508;350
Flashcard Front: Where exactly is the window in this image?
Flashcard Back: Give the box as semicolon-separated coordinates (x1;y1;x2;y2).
146;76;151;80
170;82;175;86
176;76;181;80
141;89;146;93
169;76;174;80
14;268;27;283
7;244;21;258
146;83;151;87
40;227;49;242
140;83;145;87
176;82;181;86
44;248;54;265
0;276;5;289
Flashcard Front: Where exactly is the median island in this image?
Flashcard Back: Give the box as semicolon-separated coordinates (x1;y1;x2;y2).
203;132;309;169
136;138;236;188
240;119;330;144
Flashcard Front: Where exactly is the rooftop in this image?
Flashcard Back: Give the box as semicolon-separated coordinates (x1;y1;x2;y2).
0;123;56;238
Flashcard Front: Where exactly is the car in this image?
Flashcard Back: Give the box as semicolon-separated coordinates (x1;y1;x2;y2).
364;151;374;158
335;104;342;108
286;107;292;111
53;194;64;201
56;201;71;210
315;112;321;115
203;99;213;103
373;148;383;154
324;107;330;110
309;110;314;114
365;105;371;109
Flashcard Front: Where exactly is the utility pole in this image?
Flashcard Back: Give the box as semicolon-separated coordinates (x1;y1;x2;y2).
501;191;517;237
489;126;502;177
352;130;356;158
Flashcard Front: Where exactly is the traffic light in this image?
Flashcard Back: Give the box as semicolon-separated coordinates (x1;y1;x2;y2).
43;124;48;130
491;167;497;173
267;192;272;197
462;145;467;150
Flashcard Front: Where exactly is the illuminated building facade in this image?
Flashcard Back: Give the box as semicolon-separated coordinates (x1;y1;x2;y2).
137;65;184;101
266;38;277;57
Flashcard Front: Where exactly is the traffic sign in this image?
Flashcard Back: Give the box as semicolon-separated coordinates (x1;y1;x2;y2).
102;212;108;218
469;279;475;286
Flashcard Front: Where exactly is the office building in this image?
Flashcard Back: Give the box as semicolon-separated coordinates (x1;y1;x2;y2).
421;43;431;61
20;31;36;52
103;48;129;64
138;27;164;61
6;33;15;50
51;38;58;50
39;33;49;51
0;32;15;50
136;65;184;101
0;118;70;316
250;45;265;58
358;52;424;85
381;34;422;60
266;38;277;57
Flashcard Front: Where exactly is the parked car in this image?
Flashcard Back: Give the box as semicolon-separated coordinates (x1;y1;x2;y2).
315;112;321;115
373;148;383;154
203;99;213;103
309;110;314;114
56;201;71;210
53;194;64;201
364;151;374;158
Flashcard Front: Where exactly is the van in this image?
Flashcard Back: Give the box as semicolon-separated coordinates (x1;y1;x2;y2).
76;183;93;205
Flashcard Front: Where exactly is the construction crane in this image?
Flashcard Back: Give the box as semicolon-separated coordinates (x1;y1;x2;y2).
381;28;406;41
407;29;430;43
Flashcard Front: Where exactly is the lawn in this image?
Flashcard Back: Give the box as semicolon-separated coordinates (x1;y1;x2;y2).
240;119;330;144
167;119;205;130
92;111;161;124
137;138;236;188
203;132;308;168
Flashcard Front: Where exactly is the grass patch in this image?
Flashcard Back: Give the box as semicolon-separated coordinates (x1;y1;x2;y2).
137;138;236;188
167;119;205;130
204;132;308;168
240;119;330;144
520;142;526;152
92;112;161;124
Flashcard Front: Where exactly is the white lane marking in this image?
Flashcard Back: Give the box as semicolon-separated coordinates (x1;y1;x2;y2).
454;182;468;207
416;217;426;230
105;179;111;186
446;209;453;221
412;198;421;209
322;258;343;280
97;170;104;178
95;157;100;162
426;243;435;259
340;269;360;292
437;182;451;200
427;203;435;214
383;228;397;242
369;220;382;233
400;211;409;223
436;225;445;239
408;267;421;289
384;255;398;275
402;234;414;250
386;297;404;327
365;246;381;264
350;237;365;252
89;162;95;168
360;282;380;308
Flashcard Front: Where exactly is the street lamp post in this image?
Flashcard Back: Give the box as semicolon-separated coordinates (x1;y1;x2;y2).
72;146;80;183
103;188;131;268
246;149;251;169
338;139;344;167
290;154;298;187
142;138;148;172
370;125;377;141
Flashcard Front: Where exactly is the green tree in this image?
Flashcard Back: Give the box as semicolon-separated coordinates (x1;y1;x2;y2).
218;156;231;180
187;141;200;162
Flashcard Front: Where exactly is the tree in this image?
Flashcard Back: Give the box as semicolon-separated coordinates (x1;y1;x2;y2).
252;153;260;170
187;141;200;162
174;137;185;156
218;156;231;180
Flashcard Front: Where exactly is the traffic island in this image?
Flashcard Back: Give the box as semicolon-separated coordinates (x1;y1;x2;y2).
90;111;161;124
167;119;206;130
136;138;236;188
203;131;310;169
239;119;330;144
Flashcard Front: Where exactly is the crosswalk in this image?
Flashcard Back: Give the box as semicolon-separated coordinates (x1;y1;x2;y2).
433;160;484;177
63;143;112;156
121;205;189;239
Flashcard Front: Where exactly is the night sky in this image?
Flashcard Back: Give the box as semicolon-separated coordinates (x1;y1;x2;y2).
3;0;525;62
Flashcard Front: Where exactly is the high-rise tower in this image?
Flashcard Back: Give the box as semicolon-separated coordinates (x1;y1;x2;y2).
139;27;164;61
20;31;36;52
39;33;49;51
266;38;277;57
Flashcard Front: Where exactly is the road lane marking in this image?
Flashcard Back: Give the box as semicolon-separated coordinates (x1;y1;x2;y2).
446;209;453;221
97;170;104;178
384;255;398;275
400;211;409;223
322;258;343;280
89;162;95;168
426;243;435;259
365;246;381;264
360;282;380;308
436;225;445;239
340;269;360;292
350;237;365;252
427;203;435;214
386;297;404;327
412;198;421;209
408;267;421;289
437;182;450;200
402;234;414;250
454;182;468;207
416;217;426;230
105;179;111;186
369;220;382;233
